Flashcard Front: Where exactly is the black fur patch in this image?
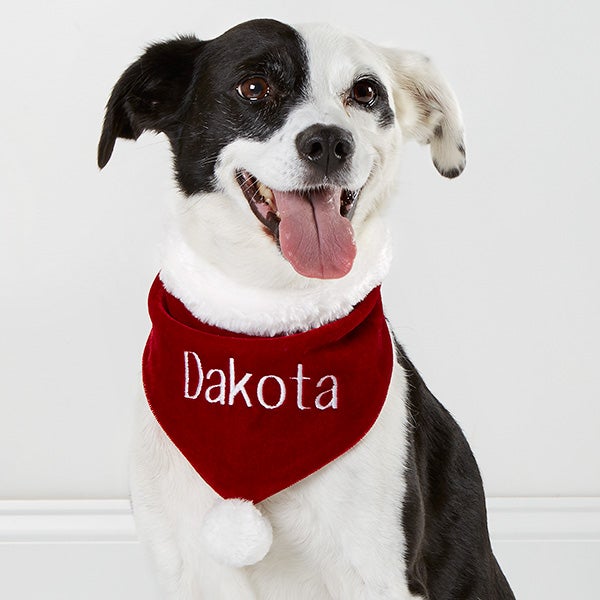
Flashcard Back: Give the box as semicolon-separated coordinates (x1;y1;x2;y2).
98;19;309;195
97;35;204;170
376;102;396;128
395;340;515;599
434;163;463;179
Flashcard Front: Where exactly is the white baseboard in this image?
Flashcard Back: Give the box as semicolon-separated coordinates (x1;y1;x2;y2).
1;498;598;599
2;497;598;543
0;499;135;543
486;496;600;540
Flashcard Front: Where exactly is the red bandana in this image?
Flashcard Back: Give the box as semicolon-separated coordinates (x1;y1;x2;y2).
142;276;393;503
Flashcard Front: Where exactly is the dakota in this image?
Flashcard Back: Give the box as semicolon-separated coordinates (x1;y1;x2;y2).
183;351;338;410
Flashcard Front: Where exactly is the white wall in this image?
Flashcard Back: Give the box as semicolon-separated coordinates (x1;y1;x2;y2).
1;0;599;596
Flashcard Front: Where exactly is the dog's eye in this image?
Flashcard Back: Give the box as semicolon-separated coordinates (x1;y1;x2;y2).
351;79;378;106
237;77;270;101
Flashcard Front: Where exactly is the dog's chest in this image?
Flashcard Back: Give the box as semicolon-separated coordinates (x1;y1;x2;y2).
247;359;412;599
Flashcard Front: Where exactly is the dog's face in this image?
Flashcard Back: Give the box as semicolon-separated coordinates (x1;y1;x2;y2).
99;19;465;282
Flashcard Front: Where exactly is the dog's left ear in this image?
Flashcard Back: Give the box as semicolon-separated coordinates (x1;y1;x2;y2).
382;49;466;178
98;36;203;169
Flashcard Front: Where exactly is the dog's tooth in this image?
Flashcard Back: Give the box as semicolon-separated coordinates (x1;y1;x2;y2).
258;182;274;202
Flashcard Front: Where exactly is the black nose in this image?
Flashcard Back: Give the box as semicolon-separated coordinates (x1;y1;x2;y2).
295;124;355;177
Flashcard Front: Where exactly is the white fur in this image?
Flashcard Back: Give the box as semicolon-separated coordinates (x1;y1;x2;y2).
130;22;463;599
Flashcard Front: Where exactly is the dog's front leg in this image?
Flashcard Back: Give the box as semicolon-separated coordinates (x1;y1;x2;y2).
131;392;258;600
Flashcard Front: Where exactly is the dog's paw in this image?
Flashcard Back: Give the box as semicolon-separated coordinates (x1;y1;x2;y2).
200;498;273;567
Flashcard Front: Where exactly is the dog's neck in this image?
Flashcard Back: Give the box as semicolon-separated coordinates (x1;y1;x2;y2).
158;191;392;337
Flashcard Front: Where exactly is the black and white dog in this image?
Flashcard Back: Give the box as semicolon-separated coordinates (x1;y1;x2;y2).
99;19;514;600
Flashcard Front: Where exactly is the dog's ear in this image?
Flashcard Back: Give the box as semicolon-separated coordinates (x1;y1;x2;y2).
98;36;203;169
383;49;466;178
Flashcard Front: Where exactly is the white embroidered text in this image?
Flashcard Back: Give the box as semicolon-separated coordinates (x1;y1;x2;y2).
183;352;338;410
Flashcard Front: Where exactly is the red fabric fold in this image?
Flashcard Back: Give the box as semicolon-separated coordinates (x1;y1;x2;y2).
142;275;393;503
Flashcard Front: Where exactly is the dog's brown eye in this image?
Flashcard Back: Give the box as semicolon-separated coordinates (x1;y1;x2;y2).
351;79;377;106
237;77;270;101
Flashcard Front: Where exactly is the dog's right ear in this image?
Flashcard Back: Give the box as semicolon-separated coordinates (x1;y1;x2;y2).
98;36;203;169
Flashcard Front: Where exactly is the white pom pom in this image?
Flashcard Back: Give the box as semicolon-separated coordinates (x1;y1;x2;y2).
200;499;273;567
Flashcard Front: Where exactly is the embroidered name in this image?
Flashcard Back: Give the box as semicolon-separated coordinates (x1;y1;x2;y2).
183;352;338;410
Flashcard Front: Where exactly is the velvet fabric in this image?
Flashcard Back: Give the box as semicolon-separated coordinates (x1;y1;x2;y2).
142;275;393;503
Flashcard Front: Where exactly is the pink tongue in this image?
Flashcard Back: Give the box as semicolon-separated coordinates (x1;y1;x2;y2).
275;187;356;279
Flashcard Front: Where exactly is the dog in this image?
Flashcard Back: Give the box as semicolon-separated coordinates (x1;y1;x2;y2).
98;18;515;600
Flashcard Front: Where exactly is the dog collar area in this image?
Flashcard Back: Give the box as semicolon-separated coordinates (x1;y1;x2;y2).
142;275;394;503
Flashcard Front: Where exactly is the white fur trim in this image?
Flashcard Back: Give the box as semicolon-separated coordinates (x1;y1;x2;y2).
200;499;273;567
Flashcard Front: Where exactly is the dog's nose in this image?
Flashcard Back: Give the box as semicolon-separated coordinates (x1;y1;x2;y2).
295;125;355;176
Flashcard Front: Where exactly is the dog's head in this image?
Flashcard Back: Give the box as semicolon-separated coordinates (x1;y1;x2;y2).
99;19;465;282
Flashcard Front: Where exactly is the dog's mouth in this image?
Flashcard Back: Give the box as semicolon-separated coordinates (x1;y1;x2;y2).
236;170;360;279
